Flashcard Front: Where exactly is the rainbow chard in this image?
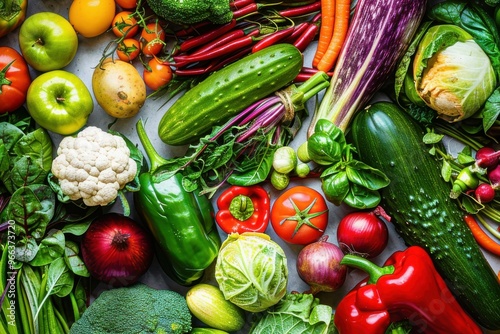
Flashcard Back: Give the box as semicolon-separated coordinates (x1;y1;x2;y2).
307;0;427;135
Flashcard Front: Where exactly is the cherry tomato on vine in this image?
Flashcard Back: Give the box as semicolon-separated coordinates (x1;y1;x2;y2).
271;186;329;245
140;22;166;57
115;0;137;9
116;38;141;62
143;58;173;90
112;11;139;38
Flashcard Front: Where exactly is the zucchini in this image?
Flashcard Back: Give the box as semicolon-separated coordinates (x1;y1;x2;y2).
350;101;500;330
186;283;246;332
158;44;303;146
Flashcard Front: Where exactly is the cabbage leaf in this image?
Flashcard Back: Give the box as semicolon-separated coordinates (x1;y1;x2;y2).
249;293;335;334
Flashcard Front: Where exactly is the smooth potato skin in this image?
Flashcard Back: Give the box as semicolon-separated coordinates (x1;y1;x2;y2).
92;58;146;118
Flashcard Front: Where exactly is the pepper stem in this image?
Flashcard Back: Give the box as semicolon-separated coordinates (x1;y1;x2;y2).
136;119;169;173
340;254;395;284
229;195;255;221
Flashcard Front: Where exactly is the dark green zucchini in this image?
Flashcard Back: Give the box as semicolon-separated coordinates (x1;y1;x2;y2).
158;44;303;146
350;101;500;330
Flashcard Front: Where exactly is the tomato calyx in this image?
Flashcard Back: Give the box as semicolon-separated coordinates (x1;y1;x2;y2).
0;59;15;86
281;197;328;237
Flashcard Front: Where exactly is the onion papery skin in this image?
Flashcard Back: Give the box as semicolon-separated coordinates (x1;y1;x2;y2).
81;213;154;287
296;236;347;294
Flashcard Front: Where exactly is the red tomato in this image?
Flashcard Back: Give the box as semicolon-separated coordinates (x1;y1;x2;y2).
140;22;166;57
143;58;173;90
0;47;31;114
111;11;139;38
116;38;141;62
115;0;136;9
271;186;329;245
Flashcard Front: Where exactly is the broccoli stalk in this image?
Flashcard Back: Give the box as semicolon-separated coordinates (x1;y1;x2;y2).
146;0;233;25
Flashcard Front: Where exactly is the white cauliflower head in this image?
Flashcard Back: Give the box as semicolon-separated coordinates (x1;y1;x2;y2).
52;126;138;207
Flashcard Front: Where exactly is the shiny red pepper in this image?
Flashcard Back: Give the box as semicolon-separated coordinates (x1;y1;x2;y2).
215;185;270;234
335;246;482;334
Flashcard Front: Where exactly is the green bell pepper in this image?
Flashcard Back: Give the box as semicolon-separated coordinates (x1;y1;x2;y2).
133;119;221;286
0;0;27;38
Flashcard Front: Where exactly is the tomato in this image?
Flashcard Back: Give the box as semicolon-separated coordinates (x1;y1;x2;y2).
143;58;173;90
115;0;137;9
0;47;31;113
112;11;139;38
69;0;116;38
140;22;166;57
271;186;329;245
116;38;141;61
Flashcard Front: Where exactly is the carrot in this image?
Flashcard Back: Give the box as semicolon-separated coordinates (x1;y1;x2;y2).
316;0;350;72
312;0;335;68
463;214;500;256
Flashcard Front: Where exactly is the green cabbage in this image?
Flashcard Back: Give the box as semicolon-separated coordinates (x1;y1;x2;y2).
214;233;288;313
413;24;496;122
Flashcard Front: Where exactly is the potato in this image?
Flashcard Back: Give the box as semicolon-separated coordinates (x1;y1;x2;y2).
92;58;146;118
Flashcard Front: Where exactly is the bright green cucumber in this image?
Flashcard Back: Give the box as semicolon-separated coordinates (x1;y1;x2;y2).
350;101;500;330
158;44;303;146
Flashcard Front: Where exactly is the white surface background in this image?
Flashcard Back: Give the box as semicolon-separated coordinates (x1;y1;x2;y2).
1;1;499;333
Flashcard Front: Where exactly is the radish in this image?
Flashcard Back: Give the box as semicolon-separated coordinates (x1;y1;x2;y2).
474;183;496;204
474;147;500;170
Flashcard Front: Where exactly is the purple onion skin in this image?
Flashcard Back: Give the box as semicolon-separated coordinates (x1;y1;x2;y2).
309;0;428;134
296;237;347;294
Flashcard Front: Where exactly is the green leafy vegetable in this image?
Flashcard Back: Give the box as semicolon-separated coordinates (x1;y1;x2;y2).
249;293;335;334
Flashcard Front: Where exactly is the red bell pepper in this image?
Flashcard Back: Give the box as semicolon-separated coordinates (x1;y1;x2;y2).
0;0;27;38
335;246;482;334
215;185;270;234
0;46;31;113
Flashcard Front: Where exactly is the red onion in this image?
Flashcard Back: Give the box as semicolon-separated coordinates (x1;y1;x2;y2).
336;206;390;258
296;235;347;294
81;213;154;287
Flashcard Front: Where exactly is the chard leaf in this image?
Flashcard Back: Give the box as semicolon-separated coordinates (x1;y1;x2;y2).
8;184;56;239
227;147;274;186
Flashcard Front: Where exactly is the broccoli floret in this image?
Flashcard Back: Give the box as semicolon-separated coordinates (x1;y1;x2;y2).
146;0;233;25
70;283;192;334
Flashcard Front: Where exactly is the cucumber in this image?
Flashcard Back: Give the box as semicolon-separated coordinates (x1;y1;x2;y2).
158;44;303;146
186;283;246;332
350;101;500;330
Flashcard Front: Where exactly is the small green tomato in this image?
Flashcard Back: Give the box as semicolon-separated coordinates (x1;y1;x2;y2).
273;146;297;174
297;141;311;163
271;170;290;190
295;163;310;178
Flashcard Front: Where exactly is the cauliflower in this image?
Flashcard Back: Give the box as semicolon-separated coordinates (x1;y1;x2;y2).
51;126;137;207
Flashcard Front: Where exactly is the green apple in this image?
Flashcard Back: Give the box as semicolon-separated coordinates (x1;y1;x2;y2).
18;12;78;72
26;70;93;135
